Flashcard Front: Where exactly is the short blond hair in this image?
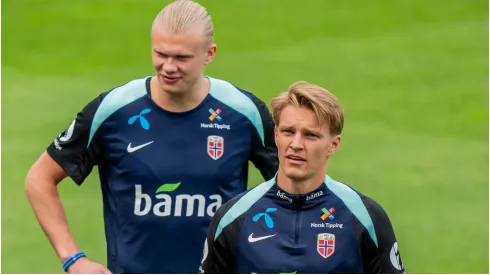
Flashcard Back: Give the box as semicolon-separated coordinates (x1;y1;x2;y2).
152;0;214;44
270;81;344;135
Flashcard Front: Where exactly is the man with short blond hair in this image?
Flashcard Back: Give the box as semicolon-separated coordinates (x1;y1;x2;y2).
25;0;278;273
201;81;405;274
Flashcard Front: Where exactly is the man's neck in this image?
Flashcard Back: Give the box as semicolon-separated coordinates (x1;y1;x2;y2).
277;168;327;195
150;76;209;112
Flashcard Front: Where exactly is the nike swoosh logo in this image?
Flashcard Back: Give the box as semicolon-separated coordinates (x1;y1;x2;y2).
127;141;154;153
248;233;276;243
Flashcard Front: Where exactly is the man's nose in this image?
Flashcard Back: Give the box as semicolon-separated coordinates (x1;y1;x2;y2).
162;59;178;73
289;133;303;150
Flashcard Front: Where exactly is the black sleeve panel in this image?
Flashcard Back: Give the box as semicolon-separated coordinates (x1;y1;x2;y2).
46;95;105;185
356;195;405;274
247;92;279;181
200;192;246;274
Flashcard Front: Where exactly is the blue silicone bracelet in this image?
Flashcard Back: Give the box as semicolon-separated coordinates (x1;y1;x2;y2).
62;251;86;272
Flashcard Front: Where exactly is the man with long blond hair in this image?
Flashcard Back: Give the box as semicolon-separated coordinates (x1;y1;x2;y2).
201;81;405;274
25;0;278;273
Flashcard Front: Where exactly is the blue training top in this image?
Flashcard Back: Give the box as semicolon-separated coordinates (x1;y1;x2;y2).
201;174;405;274
47;76;278;273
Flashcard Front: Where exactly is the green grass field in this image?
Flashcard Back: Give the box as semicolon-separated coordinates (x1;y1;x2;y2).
2;0;488;273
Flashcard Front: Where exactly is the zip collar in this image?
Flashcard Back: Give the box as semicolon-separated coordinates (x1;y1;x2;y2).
266;176;329;210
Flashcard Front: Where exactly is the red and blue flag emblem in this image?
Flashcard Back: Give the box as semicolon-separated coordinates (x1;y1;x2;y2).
317;233;335;258
207;136;224;160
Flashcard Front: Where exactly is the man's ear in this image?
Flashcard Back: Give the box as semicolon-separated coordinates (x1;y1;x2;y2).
274;126;278;147
327;135;341;157
204;44;217;65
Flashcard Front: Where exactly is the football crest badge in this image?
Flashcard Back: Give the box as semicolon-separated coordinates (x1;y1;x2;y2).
317;233;335;258
207;135;224;160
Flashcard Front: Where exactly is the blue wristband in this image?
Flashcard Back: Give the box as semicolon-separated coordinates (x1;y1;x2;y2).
62;251;86;272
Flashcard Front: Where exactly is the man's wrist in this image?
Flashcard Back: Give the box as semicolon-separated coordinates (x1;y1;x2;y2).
62;251;86;272
59;246;82;263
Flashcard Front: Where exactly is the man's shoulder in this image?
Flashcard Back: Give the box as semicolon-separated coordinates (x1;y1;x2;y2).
338;182;387;217
96;76;150;112
99;76;150;99
207;76;270;141
207;76;264;103
324;175;389;224
214;191;247;219
211;179;275;240
80;76;150;137
214;179;276;221
357;192;391;226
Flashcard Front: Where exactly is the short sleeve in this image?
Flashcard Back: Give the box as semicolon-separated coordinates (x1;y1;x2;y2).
46;95;104;185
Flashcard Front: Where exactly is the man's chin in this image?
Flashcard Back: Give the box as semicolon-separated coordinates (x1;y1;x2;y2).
283;169;308;182
158;82;183;94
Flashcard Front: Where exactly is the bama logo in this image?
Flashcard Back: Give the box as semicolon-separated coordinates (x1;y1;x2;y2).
306;190;324;201
276;190;292;203
134;182;222;217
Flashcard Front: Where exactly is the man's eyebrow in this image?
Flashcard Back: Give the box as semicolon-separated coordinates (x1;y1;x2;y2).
153;49;194;57
303;128;322;136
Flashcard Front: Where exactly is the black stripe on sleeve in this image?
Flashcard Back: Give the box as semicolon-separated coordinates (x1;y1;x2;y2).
356;195;405;274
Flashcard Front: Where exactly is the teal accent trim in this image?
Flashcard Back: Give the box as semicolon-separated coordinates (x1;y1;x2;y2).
88;77;149;147
208;77;265;145
324;175;378;247
214;178;276;240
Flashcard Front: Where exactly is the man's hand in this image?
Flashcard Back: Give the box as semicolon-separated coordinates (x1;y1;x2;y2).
67;258;112;274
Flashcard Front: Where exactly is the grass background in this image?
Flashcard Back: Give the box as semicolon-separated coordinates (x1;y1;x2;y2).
2;0;488;273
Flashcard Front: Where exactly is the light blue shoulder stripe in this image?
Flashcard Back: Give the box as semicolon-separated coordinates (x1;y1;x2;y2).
214;178;276;240
208;77;265;145
324;175;378;247
88;77;149;147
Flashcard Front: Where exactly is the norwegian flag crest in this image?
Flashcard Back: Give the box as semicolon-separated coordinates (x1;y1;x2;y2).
317;233;335;258
207;135;224;160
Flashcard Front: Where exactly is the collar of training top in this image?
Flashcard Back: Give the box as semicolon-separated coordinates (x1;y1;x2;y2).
267;177;329;209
